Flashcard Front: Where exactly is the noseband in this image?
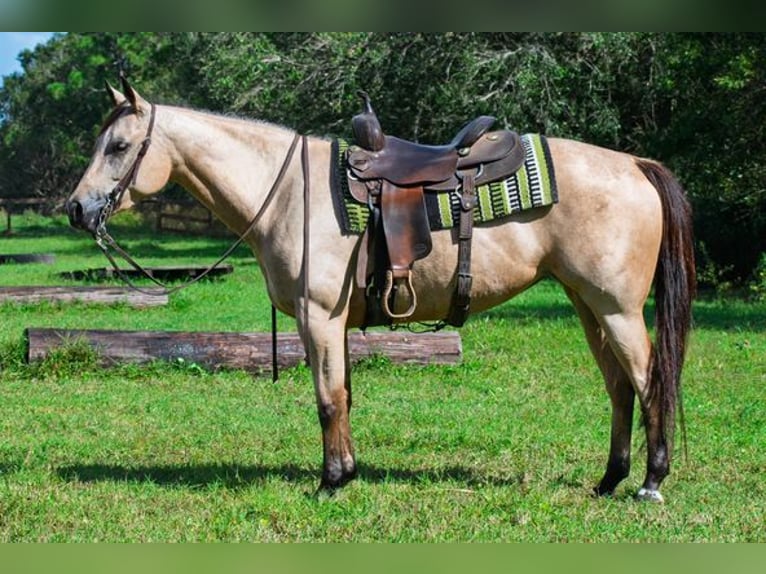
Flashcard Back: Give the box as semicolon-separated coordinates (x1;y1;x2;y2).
93;115;304;297
90;113;308;381
95;103;157;239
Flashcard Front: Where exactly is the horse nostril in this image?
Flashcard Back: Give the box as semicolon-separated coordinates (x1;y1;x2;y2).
67;200;84;228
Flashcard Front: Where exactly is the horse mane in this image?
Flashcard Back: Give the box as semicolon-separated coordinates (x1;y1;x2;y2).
182;106;313;138
97;100;328;146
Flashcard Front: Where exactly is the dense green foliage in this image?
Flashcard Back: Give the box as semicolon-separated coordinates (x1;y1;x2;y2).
1;33;764;284
0;214;764;541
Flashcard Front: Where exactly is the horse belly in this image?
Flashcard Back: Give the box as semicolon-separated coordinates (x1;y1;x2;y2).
349;138;664;325
401;218;550;322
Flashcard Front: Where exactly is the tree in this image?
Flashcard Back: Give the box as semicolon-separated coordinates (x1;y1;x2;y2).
645;33;766;283
0;33;195;205
1;33;763;284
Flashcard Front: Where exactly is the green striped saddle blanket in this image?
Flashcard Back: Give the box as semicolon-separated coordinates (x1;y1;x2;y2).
333;133;558;234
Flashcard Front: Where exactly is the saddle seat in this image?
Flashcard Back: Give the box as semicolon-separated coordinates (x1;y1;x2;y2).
348;93;522;193
349;116;497;187
346;91;526;326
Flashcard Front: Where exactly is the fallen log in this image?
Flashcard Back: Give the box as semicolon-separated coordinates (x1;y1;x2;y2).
0;253;56;264
0;286;168;307
59;264;233;282
25;328;462;371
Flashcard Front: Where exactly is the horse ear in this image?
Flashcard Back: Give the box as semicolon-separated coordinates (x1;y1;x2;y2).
120;75;148;113
105;81;126;107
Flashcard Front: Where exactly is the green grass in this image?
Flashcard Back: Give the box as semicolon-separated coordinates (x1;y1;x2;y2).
0;213;764;541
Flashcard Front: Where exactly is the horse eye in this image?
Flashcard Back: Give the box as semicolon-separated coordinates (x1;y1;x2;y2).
106;140;130;155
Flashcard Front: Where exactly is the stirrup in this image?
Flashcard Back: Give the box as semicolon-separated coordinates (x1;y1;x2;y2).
382;269;417;321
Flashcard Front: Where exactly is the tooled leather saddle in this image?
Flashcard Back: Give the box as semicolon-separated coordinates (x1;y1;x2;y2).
346;91;525;328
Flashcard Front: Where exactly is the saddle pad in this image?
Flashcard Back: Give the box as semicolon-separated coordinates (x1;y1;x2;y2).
332;133;558;235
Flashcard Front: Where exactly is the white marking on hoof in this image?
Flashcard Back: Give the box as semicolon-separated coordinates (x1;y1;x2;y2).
636;488;664;503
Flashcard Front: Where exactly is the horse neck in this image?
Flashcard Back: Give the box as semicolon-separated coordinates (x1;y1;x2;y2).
163;106;303;237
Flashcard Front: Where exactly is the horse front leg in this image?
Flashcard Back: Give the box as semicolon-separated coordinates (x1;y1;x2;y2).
302;313;356;491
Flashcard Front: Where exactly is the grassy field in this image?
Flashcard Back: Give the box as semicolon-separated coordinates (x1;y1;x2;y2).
0;213;764;542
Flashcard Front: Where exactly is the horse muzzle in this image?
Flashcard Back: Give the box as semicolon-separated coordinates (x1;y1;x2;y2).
66;197;104;234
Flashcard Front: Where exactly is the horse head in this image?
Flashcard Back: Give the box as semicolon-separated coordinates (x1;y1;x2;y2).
66;77;171;234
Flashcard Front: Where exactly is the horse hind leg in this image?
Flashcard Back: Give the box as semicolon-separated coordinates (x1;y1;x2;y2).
595;310;669;502
565;288;635;497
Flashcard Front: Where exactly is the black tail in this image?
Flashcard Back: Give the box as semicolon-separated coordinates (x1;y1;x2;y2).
637;159;696;455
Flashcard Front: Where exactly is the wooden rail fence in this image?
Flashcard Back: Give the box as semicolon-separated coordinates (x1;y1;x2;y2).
1;197;49;234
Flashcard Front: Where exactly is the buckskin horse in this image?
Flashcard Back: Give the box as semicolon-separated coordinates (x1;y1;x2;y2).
66;79;695;502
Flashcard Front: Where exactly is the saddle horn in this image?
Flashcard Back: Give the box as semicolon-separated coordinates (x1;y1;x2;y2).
352;90;385;152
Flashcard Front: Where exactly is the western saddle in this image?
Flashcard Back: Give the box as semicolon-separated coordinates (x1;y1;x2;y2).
346;91;525;328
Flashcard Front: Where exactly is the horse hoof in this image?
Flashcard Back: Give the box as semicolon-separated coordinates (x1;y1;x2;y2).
592;482;617;497
317;467;356;497
313;484;339;499
636;488;664;503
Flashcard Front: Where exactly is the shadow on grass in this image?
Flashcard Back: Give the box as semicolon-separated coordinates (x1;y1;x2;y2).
80;238;252;261
691;302;766;333
56;237;252;262
477;303;577;323
9;220;250;262
478;299;766;333
0;461;22;475
55;462;523;490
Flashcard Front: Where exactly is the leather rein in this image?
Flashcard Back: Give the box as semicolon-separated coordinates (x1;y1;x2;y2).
92;104;310;380
94;104;304;296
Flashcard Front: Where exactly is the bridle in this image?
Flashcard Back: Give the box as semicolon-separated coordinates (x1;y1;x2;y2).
95;103;157;241
93;103;304;296
91;104;311;380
